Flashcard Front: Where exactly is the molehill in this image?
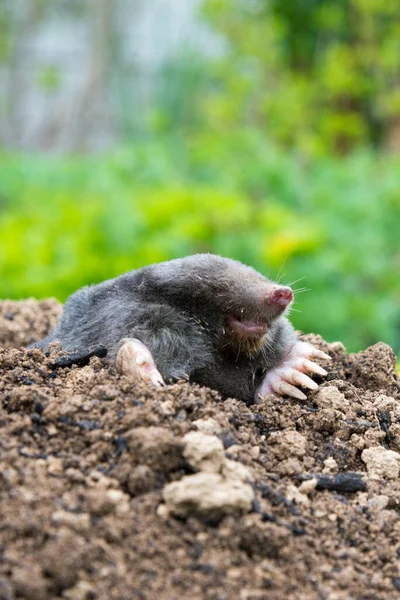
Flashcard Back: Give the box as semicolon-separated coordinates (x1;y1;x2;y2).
0;299;399;600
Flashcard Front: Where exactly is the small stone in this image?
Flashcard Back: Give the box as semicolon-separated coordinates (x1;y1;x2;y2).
286;484;309;505
328;513;337;522
47;424;58;436
160;400;175;415
299;478;318;495
361;446;400;480
250;445;260;459
156;503;169;518
162;472;254;518
46;457;63;475
193;418;222;435
183;431;225;473
322;457;338;473
126;465;156;496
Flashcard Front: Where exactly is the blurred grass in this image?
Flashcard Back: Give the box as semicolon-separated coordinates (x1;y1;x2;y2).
0;131;399;354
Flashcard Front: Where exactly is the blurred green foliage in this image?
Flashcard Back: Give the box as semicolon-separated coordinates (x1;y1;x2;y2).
0;132;399;353
202;0;400;155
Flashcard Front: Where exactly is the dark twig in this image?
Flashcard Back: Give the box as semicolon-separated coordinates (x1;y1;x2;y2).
295;472;366;493
49;346;108;369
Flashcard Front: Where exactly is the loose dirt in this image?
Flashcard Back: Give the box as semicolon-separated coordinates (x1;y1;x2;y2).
0;299;400;600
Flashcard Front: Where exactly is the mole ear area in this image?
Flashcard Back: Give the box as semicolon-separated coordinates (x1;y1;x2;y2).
133;255;232;305
135;260;198;300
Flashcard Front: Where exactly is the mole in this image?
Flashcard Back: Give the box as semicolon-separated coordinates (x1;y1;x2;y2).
31;254;330;404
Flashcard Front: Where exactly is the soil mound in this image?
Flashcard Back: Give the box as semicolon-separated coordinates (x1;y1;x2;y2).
0;299;399;600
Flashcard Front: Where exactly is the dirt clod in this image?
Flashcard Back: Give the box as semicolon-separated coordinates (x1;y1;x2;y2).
361;446;400;480
162;472;255;519
1;300;400;599
183;431;226;473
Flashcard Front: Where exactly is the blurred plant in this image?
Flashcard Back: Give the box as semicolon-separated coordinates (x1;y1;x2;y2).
202;0;400;154
151;51;211;135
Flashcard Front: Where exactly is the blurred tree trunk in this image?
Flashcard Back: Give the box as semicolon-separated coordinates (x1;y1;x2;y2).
1;2;46;148
41;0;116;151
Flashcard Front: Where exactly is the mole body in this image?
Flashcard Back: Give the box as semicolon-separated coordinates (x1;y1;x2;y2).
32;254;329;403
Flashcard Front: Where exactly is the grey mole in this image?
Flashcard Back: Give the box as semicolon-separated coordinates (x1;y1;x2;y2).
31;254;305;404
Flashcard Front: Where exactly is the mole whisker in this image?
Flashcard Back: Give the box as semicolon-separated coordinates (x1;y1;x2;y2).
287;276;306;287
275;259;288;284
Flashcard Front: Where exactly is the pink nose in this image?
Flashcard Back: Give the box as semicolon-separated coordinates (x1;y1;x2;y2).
268;286;293;306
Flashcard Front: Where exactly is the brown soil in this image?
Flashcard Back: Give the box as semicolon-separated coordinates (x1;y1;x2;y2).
1;299;400;600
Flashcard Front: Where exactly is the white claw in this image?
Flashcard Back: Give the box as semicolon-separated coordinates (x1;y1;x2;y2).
150;372;165;387
272;380;307;401
293;341;331;361
299;359;327;376
286;370;318;390
310;349;331;361
255;340;330;403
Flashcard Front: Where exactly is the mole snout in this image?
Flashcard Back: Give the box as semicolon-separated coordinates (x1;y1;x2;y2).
267;286;293;306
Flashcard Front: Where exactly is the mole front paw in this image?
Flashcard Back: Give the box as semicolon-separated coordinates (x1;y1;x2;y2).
116;338;165;386
256;341;331;402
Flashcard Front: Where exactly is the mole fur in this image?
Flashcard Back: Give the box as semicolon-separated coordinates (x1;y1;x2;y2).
31;254;298;404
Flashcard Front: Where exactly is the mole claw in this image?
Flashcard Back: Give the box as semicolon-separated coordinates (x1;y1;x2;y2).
272;380;307;401
312;349;331;360
292;342;331;362
301;359;327;376
289;371;318;390
150;372;165;387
